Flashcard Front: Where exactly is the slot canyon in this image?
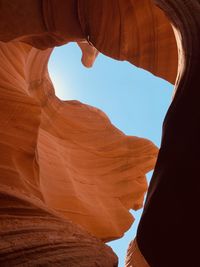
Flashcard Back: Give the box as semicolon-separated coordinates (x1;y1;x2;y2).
0;1;199;266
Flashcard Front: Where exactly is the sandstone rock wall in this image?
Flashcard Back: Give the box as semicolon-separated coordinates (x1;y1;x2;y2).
0;40;119;266
0;0;163;265
2;0;197;266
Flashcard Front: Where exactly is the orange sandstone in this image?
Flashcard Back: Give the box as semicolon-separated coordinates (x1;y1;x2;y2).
0;0;188;266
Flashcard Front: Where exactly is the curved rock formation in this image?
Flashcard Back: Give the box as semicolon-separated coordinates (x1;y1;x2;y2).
0;1;163;265
0;40;117;266
3;0;197;266
0;0;177;83
0;191;118;267
78;0;178;84
77;41;99;68
126;1;200;266
0;39;157;241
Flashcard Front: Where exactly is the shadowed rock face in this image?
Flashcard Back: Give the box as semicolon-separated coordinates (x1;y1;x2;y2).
134;1;200;267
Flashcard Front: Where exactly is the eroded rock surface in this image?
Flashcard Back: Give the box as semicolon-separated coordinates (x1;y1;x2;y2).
0;40;119;266
0;0;177;83
0;40;157;240
3;0;196;266
0;0;162;265
0;191;118;267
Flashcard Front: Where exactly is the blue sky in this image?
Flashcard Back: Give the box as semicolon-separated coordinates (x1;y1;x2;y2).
48;43;173;267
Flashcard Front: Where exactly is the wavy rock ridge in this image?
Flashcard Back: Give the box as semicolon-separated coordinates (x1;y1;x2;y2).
0;40;119;266
3;0;198;266
0;38;158;265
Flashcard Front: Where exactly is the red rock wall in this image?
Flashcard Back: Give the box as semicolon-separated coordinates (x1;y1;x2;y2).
78;0;178;84
3;0;198;266
0;0;177;83
0;1;165;265
0;40;118;266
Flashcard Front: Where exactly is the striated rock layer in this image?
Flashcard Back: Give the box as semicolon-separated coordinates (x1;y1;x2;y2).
0;40;120;266
0;0;164;265
0;191;118;267
4;0;198;266
77;0;178;84
0;0;177;83
0;39;157;240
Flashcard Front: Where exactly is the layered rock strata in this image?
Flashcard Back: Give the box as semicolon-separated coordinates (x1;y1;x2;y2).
0;40;119;266
2;0;196;266
0;0;164;265
0;0;177;83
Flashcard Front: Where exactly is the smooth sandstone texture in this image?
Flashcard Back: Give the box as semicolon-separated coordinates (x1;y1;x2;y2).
0;40;157;241
0;41;118;266
0;0;177;83
0;0;161;265
78;0;178;84
4;0;197;266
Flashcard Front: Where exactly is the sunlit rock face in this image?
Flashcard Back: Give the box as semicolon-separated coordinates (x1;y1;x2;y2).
0;41;119;267
0;39;157;240
0;0;166;265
